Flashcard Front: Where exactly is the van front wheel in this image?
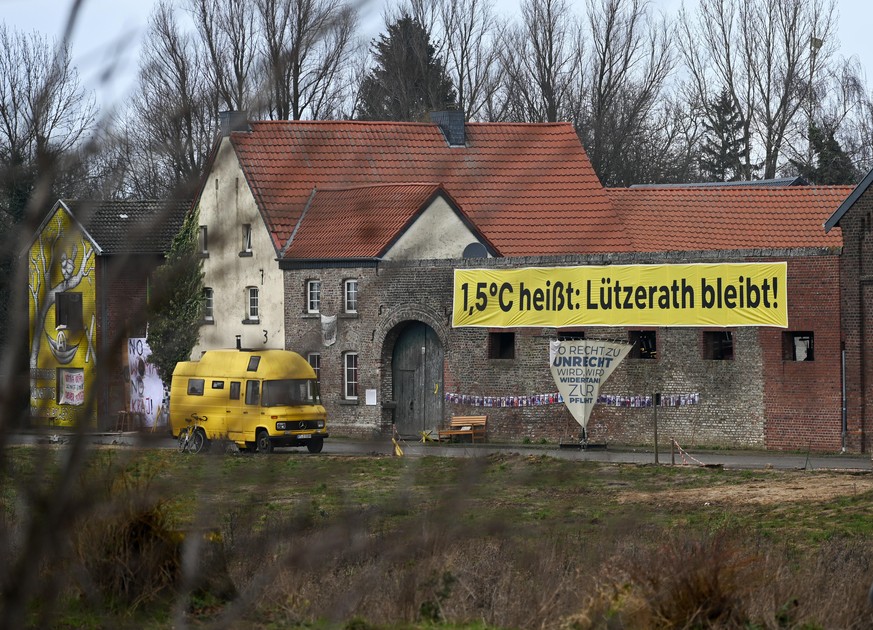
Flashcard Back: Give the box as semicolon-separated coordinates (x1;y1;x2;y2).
256;429;273;454
306;437;324;454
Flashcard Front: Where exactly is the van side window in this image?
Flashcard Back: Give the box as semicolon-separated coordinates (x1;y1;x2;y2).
230;382;241;400
247;356;261;372
212;380;225;389
188;379;205;396
245;381;260;405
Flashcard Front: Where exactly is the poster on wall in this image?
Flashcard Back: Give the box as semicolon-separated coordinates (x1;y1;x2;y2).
57;369;85;406
453;262;788;328
549;339;632;433
128;337;168;428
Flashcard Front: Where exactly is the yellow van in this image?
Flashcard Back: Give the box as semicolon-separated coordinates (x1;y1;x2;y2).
169;349;328;453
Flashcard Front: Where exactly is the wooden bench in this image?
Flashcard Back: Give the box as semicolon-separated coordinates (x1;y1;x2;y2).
438;415;487;443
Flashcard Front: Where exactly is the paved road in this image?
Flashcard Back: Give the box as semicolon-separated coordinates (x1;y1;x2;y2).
10;431;873;472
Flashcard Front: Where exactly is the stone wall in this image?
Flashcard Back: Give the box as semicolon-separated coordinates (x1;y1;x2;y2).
284;249;842;450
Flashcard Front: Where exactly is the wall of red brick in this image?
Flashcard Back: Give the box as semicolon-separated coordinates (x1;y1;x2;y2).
836;187;873;452
761;255;843;451
95;254;163;428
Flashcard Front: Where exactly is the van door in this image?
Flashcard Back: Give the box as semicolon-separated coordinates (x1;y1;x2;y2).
243;380;261;440
226;381;244;443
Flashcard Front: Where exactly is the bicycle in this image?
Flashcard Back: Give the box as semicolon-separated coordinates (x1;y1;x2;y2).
178;413;208;454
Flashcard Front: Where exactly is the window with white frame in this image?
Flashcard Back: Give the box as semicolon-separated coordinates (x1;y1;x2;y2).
307;352;321;381
241;223;252;254
203;287;214;322
307;279;321;313
307;352;321;400
246;286;259;321
343;352;358;399
344;278;358;313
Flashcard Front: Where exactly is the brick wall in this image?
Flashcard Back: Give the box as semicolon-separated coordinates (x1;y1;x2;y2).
96;254;164;428
837;188;873;452
284;249;842;451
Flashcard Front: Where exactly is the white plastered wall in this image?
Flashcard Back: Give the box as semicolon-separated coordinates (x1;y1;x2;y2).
382;195;489;260
192;137;285;356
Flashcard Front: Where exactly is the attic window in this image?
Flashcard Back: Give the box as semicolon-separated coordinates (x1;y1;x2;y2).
240;224;253;256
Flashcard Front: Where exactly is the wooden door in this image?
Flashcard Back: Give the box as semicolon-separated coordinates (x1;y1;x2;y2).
392;322;443;437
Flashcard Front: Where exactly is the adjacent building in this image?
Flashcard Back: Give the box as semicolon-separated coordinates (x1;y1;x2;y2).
26;199;188;427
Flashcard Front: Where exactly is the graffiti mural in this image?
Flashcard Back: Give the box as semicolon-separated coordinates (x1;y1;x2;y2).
28;207;96;426
127;337;168;428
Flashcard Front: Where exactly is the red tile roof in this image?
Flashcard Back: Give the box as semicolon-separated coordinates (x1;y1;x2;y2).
231;120;630;257
606;186;852;252
283;183;485;259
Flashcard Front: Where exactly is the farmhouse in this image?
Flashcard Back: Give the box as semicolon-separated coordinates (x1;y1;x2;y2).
193;111;852;451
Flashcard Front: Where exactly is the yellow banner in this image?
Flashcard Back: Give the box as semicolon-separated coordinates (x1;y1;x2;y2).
452;263;787;328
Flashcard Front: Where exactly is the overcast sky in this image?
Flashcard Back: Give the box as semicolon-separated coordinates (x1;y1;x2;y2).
2;0;872;112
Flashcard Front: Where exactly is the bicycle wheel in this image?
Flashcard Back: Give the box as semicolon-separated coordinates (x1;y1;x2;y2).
190;429;206;454
178;429;190;452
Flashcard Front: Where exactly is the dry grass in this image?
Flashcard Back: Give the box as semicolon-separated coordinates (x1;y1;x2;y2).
3;447;873;629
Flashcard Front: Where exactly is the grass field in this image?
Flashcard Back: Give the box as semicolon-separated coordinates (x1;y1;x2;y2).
2;444;873;628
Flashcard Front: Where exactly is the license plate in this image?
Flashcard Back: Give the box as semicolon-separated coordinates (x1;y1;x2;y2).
298;434;311;440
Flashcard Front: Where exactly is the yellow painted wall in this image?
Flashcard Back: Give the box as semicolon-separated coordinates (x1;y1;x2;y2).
28;207;97;426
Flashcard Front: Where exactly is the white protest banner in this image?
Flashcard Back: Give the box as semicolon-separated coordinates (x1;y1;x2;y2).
549;339;632;430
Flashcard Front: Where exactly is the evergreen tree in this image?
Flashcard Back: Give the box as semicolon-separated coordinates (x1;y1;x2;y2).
793;124;858;185
356;15;456;122
699;88;747;181
146;207;204;384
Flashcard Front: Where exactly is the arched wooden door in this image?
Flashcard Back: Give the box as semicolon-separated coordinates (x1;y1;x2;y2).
392;322;444;437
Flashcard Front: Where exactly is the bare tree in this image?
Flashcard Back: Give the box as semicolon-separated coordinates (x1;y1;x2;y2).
119;1;217;198
579;0;673;186
0;24;96;221
189;0;258;112
678;0;837;179
499;0;584;123
255;0;359;120
438;0;503;121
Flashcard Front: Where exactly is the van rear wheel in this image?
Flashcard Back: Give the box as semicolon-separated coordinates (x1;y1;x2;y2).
306;437;324;454
256;429;273;454
190;429;207;454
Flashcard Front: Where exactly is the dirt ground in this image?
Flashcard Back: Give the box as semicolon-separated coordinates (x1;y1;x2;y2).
621;470;873;506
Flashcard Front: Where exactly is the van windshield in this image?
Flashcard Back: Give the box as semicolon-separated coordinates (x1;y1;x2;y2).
261;379;319;406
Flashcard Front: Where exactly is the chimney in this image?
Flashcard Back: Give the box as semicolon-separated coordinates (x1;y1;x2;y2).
220;110;250;137
430;109;466;147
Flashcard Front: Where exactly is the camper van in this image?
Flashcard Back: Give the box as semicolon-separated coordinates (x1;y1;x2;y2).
170;349;328;453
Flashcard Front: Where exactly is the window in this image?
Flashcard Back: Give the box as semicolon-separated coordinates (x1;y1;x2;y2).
241;224;252;255
203;288;214;322
488;332;515;359
187;378;205;395
703;331;734;360
783;332;814;361
55;292;83;332
307;352;321;381
307;280;321;313
57;368;84;405
344;279;358;313
211;380;225;389
344;352;358;399
229;381;241;400
307;352;321;399
247;356;261;371
245;380;260;405
198;226;208;255
629;330;657;359
557;330;585;341
246;287;259;321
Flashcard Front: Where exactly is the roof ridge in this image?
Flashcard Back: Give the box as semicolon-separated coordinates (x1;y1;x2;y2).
315;182;442;192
